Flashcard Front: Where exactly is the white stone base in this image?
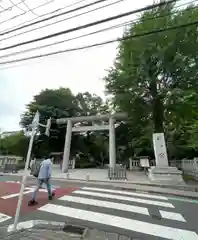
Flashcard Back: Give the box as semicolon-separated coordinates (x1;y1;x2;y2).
148;166;185;185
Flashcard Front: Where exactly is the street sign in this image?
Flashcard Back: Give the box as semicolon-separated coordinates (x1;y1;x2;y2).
140;158;149;167
45;118;51;136
31;111;40;130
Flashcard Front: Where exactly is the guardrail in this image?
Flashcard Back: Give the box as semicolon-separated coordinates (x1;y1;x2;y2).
181;158;198;180
0;164;18;173
129;158;198;180
5;164;18;173
108;167;127;180
0;155;22;166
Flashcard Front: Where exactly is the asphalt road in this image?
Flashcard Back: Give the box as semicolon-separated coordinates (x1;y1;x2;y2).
0;176;198;239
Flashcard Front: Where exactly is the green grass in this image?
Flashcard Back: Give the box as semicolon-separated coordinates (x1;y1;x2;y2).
183;174;198;182
168;196;198;204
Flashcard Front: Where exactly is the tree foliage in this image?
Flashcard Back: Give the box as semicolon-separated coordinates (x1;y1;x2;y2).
20;87;111;164
0;132;29;157
4;3;198;163
104;3;198;158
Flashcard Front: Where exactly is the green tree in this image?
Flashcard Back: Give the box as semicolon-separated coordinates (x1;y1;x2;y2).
0;132;29;157
76;92;105;116
104;3;198;157
20;88;109;157
20;87;80;128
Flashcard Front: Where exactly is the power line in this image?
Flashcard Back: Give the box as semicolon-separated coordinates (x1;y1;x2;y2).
1;1;196;60
0;0;54;26
0;20;197;67
0;0;114;37
0;4;6;10
0;0;124;43
0;0;24;14
1;0;195;44
0;0;88;34
0;21;130;59
0;0;178;51
22;0;40;16
8;0;26;13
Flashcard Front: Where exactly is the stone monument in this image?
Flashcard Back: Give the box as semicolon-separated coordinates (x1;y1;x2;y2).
148;133;184;184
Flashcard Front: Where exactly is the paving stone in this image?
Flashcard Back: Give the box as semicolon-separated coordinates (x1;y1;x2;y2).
1;227;133;240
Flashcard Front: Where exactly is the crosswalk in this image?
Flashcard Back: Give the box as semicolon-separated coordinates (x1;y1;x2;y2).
38;186;198;239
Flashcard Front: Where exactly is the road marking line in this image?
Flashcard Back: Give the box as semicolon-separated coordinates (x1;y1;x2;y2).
25;187;48;193
59;195;149;215
5;181;20;184
159;210;186;222
74;190;174;208
1;190;33;199
25;187;55;193
38;204;198;239
82;187;168;200
0;213;11;223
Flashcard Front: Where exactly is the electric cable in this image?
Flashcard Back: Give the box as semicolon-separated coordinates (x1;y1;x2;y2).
0;0;124;42
8;0;26;13
0;0;54;26
0;0;178;51
0;0;112;35
0;4;5;10
0;0;24;14
1;2;196;59
0;0;87;33
22;0;39;16
0;19;197;66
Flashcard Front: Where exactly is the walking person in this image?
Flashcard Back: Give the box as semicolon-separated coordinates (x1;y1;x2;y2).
28;155;54;206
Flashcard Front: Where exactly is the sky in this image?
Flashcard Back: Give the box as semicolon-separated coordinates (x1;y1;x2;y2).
0;0;181;132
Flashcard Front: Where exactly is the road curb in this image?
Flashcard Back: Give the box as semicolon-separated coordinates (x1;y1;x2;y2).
51;177;198;192
51;179;198;200
7;220;66;232
2;173;198;192
117;186;198;200
6;220;90;239
2;173;198;194
51;178;198;194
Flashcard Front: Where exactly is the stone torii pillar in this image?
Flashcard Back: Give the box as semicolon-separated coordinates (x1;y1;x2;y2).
62;119;72;173
109;117;116;169
56;113;127;173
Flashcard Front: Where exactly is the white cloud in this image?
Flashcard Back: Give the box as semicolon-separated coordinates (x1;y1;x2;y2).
0;0;153;131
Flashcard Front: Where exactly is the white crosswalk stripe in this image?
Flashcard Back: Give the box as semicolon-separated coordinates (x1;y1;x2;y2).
59;195;150;215
82;187;168;200
0;213;12;223
38;187;198;240
1;190;33;199
74;190;174;208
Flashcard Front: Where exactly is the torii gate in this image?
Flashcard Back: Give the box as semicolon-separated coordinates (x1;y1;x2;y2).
55;113;127;173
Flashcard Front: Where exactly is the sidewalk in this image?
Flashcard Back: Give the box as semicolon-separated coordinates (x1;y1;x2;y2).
2;221;131;240
51;175;198;192
2;168;198;199
5;170;198;193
